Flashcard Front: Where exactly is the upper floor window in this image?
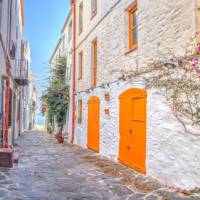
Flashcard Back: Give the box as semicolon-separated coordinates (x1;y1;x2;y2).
92;39;97;87
62;35;65;50
79;2;83;34
68;20;72;42
78;51;83;80
77;99;82;124
91;0;97;19
0;0;2;30
128;3;138;50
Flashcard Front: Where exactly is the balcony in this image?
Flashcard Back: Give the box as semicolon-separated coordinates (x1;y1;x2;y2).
14;59;29;86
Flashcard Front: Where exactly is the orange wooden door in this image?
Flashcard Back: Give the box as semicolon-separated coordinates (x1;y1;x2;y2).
87;96;100;152
119;89;147;174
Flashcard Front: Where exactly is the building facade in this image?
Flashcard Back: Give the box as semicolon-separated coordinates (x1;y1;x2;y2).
48;10;73;135
28;69;37;130
67;0;200;190
0;0;32;148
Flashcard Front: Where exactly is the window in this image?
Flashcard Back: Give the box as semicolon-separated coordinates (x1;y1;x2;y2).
78;99;82;124
8;89;12;127
91;0;97;18
16;26;18;39
68;20;72;42
92;39;97;87
0;0;2;30
62;35;65;50
79;2;83;34
128;3;138;50
78;51;83;80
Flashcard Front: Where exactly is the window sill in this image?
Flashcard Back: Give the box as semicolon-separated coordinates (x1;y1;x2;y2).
125;44;138;55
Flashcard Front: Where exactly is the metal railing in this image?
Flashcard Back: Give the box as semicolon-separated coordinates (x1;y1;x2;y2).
14;59;29;79
13;59;29;85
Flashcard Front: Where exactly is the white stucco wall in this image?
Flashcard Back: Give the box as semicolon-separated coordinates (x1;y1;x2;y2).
69;0;200;190
74;79;200;190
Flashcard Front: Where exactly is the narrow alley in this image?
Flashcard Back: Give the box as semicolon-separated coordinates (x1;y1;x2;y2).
0;131;199;200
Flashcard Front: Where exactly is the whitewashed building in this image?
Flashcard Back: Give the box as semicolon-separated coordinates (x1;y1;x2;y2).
0;0;31;148
68;0;200;190
48;10;73;134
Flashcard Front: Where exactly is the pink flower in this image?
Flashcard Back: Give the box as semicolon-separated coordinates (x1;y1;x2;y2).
196;69;200;75
197;46;200;53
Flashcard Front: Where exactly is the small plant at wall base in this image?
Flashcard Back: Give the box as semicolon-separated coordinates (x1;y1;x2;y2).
117;33;200;136
41;56;69;141
104;92;110;101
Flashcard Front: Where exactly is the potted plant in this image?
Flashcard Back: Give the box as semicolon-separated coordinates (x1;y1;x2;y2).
40;56;69;144
104;108;110;115
55;130;64;143
105;92;110;101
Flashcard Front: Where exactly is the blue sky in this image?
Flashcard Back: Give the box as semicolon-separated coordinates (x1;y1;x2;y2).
24;0;70;99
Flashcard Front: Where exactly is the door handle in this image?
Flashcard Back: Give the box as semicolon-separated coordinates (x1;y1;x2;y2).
127;146;130;150
129;129;133;134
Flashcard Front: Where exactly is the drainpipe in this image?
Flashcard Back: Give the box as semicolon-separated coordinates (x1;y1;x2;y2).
4;0;13;148
71;0;76;144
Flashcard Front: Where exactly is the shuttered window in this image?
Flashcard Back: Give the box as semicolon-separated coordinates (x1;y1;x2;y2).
91;39;97;87
0;0;2;30
8;89;12;127
128;3;138;50
79;2;83;34
91;0;97;18
78;51;83;80
78;99;82;124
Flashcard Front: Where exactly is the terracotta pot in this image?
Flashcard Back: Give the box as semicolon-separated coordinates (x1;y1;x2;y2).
55;132;64;143
105;94;110;101
57;137;64;143
104;108;110;115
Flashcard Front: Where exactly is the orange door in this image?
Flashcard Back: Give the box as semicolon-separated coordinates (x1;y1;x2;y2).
118;89;147;174
87;96;100;152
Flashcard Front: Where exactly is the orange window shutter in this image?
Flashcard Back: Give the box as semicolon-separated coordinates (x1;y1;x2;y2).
92;39;97;87
78;99;82;124
129;3;137;50
79;52;83;79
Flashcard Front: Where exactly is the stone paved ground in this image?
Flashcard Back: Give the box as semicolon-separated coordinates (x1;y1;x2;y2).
0;131;200;200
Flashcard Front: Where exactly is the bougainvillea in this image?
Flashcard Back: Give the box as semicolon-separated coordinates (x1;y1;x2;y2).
119;33;200;136
41;56;69;132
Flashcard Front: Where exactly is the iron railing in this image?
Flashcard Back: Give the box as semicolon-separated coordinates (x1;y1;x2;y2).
14;59;29;85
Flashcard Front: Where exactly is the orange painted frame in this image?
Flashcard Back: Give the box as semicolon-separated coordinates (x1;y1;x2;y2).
92;39;97;87
118;88;147;174
128;3;138;50
87;96;100;153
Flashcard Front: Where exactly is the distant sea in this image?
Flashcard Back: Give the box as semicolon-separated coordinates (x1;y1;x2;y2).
36;113;45;126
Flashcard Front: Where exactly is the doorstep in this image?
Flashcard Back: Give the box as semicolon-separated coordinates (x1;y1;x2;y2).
0;148;14;167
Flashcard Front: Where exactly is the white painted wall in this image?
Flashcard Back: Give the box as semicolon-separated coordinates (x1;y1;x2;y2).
68;0;200;190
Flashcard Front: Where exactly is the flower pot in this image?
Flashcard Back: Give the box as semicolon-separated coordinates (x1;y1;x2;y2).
55;132;65;143
57;137;64;143
105;94;110;101
104;108;110;115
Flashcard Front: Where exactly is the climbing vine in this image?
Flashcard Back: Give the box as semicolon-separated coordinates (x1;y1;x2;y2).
119;34;200;136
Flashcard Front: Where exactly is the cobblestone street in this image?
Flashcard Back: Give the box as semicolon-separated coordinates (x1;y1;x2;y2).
0;131;199;200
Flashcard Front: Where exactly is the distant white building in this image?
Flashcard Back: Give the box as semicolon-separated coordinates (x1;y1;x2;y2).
28;69;37;130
